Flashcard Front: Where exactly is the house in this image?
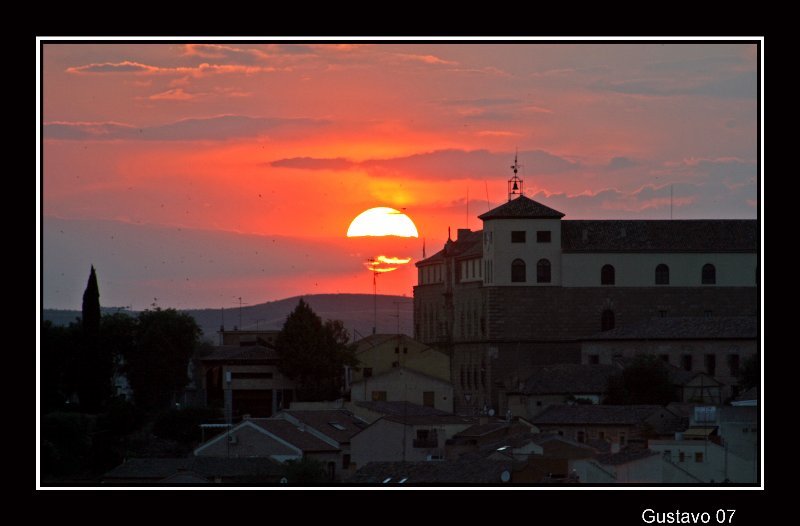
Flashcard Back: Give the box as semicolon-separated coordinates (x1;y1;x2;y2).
647;405;758;483
581;316;757;400
414;170;757;415
193;409;367;480
530;405;675;447
572;446;701;484
350;414;476;467
102;457;282;485
277;409;368;479
504;363;619;419
445;419;537;460
350;367;454;413
188;345;296;420
350;333;450;385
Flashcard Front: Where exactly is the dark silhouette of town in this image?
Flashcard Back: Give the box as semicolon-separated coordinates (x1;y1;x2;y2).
41;169;759;486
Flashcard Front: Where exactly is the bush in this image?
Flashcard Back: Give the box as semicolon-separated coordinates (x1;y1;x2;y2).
152;407;221;445
40;412;93;476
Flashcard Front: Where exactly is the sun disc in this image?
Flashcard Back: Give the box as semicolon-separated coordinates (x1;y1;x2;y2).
346;207;419;238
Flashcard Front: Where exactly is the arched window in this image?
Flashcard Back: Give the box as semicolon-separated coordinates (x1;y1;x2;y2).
601;264;615;285
511;259;526;283
702;263;716;285
655;264;670;285
601;309;615;331
537;259;551;283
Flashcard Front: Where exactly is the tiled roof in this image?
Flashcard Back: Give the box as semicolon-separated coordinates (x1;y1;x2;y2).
531;405;662;426
456;421;511;438
515;364;619;395
382;414;476;426
416;229;482;267
196;345;278;362
353;333;408;353
348;460;515;485
561;220;757;252
595;446;658;466
354;401;451;417
478;195;565;220
586;317;758;341
103;457;282;481
282;410;367;443
248;419;340;452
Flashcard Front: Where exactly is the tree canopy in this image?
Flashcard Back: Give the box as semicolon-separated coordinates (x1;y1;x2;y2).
123;308;201;411
604;355;679;405
737;354;759;391
274;299;357;401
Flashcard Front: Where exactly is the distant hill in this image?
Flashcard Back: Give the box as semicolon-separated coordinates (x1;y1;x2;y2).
43;293;414;343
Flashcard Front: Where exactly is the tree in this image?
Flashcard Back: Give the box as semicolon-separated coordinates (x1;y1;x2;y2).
737;354;759;391
41;320;82;412
76;266;112;411
123;308;201;411
275;299;357;401
604;355;679;405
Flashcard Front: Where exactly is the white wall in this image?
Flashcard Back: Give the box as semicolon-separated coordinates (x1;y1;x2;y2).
483;218;562;286
649;440;757;483
350;368;454;413
562;253;757;287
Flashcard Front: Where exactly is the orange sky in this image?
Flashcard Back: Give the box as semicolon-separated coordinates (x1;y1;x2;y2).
41;40;759;313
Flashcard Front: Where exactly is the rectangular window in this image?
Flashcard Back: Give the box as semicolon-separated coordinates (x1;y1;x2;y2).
695;452;704;463
619;433;626;446
230;372;273;380
659;354;670;364
363;367;373;378
394;347;400;354
536;230;551;243
679;451;685;462
371;391;387;401
511;231;526;243
728;354;740;377
705;354;716;376
576;431;585;443
598;431;605;440
423;391;435;408
659;310;668;318
342;454;351;469
588;354;600;365
681;355;693;372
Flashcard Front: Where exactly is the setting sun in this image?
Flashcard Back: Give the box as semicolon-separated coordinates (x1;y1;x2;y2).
346;207;419;238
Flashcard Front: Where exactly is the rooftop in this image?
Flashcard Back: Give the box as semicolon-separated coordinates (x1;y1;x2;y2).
248;419;340;452
196;345;278;362
586;316;758;341
103;457;282;482
595;446;659;466
562;219;757;253
478;195;565;220
382;414;476;426
349;460;516;485
531;405;662;426
281;409;367;443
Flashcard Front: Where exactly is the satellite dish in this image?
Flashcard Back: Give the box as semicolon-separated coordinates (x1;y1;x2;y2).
280;477;288;484
500;470;511;483
488;409;495;417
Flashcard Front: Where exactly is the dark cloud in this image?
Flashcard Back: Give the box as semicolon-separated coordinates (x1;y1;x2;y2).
270;157;355;170
607;156;638;170
67;61;156;73
45;115;329;141
270;149;580;179
593;71;757;99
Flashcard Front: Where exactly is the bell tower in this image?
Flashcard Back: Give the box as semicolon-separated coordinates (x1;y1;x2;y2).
508;150;523;201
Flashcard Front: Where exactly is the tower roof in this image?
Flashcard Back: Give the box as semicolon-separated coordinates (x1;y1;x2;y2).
478;195;565;220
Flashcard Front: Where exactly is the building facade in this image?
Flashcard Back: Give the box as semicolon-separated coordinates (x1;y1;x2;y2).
414;177;758;415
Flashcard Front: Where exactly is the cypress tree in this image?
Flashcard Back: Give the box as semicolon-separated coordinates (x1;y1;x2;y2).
82;265;100;337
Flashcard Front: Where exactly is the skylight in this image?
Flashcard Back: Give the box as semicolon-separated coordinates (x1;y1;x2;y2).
328;422;347;431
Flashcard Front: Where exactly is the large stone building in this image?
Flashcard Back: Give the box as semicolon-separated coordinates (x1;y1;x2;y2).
413;171;758;415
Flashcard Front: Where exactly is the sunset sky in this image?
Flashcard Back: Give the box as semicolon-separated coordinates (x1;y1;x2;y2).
41;40;759;312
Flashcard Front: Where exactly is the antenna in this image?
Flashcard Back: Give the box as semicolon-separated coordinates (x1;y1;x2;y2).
508;149;523;201
366;258;378;334
484;181;490;211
